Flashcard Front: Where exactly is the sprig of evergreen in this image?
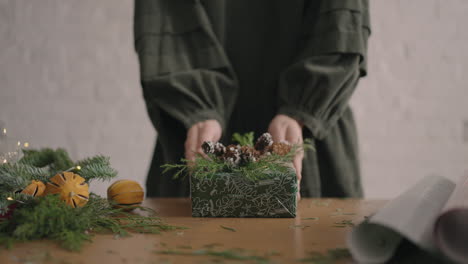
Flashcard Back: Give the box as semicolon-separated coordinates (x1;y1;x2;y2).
162;139;314;180
18;149;118;183
232;132;255;146
75;155;117;182
0;148;118;213
20;148;74;174
0;193;35;216
0;148;180;252
155;248;270;262
76;155;109;168
0;194;184;251
0;163;50;188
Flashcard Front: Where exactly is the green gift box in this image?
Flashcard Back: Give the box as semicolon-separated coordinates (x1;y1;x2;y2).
190;167;297;218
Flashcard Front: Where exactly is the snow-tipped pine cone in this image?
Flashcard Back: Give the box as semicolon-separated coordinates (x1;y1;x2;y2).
254;133;273;152
240;146;260;164
223;144;241;166
201;141;215;155
213;142;226;157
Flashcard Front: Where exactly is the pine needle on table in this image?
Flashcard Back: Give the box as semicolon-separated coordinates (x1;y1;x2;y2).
302;217;319;221
155;248;270;263
220;225;236;232
299;248;351;263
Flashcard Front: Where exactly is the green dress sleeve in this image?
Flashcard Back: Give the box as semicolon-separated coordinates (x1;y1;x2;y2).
134;0;238;131
277;0;370;140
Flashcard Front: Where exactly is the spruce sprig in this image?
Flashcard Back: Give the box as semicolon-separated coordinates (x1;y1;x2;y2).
76;155;117;182
162;139;314;180
0;194;184;251
20;148;74;174
0;163;50;192
0;193;35;216
0;148;118;213
76;155;109;168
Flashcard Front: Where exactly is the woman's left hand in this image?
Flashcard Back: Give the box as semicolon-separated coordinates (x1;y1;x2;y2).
268;114;304;200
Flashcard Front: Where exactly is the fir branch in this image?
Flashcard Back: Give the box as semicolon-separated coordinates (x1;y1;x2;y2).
232;132;255;146
49;148;75;172
0;194;184;251
0;163;49;193
75;155;109;168
1;149;119;213
20;148;74;173
5;193;35;204
19;148;54;167
18;149;118;183
75;155;117;182
77;162;117;182
0;201;8;215
0;192;36;215
0;199;12;216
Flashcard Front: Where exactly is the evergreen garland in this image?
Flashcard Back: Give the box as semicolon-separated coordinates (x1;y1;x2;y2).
0;148;117;213
0;194;182;251
75;155;117;182
0;148;182;251
162;137;314;181
19;148;74;173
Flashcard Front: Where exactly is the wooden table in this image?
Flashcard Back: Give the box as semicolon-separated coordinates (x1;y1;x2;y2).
0;198;386;264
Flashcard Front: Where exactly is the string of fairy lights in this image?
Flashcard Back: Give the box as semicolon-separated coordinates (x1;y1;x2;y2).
4;165;83;203
1;123;32;202
0;123;30;164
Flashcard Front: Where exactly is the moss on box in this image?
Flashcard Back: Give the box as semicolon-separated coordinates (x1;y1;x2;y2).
190;168;297;218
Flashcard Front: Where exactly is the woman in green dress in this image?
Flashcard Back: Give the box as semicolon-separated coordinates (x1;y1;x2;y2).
134;0;371;198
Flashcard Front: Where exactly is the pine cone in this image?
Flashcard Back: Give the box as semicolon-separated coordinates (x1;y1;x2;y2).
268;142;292;156
201;141;215;155
223;144;241;166
240;146;260;164
213;142;226;157
255;133;273;152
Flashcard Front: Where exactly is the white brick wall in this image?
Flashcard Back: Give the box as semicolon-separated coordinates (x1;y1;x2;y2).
1;0;467;199
0;0;154;196
352;0;468;197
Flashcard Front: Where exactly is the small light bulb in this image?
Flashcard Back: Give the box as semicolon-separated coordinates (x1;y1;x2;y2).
76;165;81;170
17;141;21;146
24;142;29;148
2;128;5;134
7;197;13;201
2;159;6;164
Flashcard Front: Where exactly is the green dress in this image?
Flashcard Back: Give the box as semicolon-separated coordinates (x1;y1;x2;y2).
134;0;371;197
